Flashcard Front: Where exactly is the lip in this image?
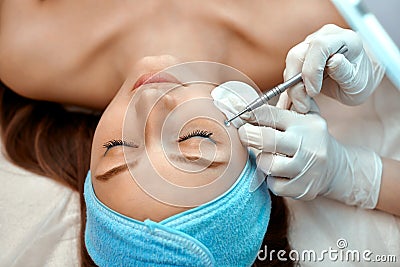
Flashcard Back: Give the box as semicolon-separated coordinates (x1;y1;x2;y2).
133;72;181;90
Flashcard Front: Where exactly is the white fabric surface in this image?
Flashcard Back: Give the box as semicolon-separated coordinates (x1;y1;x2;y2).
0;145;80;267
286;77;400;266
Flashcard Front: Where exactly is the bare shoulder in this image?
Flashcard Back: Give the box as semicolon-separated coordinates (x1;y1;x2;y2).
0;0;116;108
235;0;348;89
0;0;47;96
251;0;348;48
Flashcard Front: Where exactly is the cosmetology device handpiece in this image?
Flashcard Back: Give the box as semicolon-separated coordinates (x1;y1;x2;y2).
224;44;348;126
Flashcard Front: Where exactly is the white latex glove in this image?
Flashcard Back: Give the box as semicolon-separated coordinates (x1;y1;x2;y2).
281;24;385;113
212;81;382;208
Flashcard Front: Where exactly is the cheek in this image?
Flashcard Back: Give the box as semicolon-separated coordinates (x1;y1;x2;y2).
92;172;189;222
145;130;245;189
146;144;222;187
178;139;217;160
226;125;246;154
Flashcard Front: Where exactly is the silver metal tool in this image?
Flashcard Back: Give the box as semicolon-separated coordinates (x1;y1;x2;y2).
224;44;348;126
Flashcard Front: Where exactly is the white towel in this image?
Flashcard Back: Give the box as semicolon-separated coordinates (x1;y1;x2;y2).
0;143;80;267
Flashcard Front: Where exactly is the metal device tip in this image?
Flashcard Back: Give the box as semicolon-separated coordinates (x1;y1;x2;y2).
224;112;242;127
225;108;249;127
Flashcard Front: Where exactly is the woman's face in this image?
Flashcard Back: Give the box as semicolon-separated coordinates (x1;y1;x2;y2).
90;56;248;222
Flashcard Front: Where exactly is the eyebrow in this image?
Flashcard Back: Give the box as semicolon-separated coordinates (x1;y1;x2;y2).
95;163;129;181
95;153;223;181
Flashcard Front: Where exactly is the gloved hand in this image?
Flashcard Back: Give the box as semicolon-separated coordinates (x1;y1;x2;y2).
281;24;385;113
212;81;382;208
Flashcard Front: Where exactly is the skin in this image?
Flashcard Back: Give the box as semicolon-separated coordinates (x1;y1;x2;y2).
90;58;248;221
0;0;346;109
0;1;396;216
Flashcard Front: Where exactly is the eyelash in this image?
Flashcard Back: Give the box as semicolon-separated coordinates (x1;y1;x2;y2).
103;130;213;149
103;139;137;150
178;130;213;142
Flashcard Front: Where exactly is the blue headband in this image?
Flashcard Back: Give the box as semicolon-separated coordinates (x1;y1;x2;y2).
84;152;271;266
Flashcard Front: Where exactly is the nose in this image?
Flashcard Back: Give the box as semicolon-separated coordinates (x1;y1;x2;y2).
135;88;177;116
131;87;177;140
122;85;178;146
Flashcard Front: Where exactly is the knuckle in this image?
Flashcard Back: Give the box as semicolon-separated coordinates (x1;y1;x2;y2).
286;45;305;63
310;36;327;52
346;28;358;39
321;23;338;32
347;30;363;49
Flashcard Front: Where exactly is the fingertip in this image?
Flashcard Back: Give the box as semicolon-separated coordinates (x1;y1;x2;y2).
256;153;273;175
230;117;246;129
238;124;248;139
266;176;287;195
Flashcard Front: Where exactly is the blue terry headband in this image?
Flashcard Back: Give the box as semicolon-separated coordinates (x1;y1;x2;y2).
84;152;271;266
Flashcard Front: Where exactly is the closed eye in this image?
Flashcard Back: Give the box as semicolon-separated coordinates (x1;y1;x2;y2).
102;139;138;155
177;130;214;143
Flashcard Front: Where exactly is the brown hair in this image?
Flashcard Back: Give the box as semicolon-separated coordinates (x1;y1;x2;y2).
0;82;98;266
0;83;293;266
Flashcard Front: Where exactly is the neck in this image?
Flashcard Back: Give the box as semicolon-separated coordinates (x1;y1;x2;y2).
115;3;237;79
